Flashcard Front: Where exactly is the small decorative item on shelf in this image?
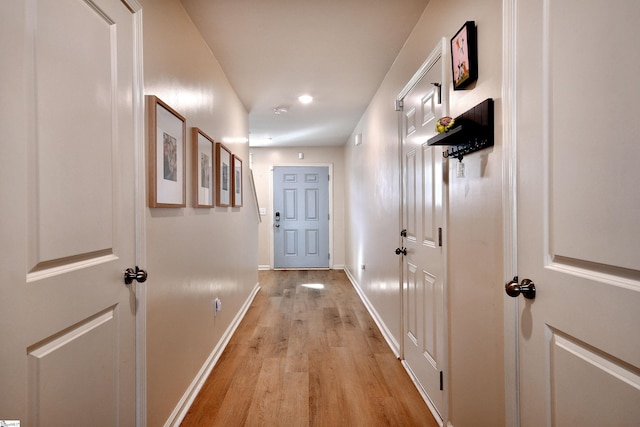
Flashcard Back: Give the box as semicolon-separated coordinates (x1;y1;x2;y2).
436;116;455;133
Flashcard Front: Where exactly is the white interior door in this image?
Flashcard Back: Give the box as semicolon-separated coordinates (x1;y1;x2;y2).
0;0;140;425
514;1;640;425
399;41;447;422
273;166;330;269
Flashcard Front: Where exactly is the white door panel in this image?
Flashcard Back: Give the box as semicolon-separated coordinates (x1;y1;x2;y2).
400;43;447;421
514;0;640;425
0;0;139;424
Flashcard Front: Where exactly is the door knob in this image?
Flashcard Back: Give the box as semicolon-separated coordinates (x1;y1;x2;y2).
395;247;407;256
505;276;536;299
124;266;148;285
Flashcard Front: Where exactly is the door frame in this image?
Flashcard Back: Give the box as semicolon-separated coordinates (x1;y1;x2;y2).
126;1;148;426
268;163;334;269
502;0;519;425
396;38;450;424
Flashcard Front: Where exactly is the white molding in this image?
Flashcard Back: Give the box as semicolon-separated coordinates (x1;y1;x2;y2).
258;264;271;271
130;3;147;427
164;283;261;427
397;38;447;104
343;267;400;357
502;0;520;425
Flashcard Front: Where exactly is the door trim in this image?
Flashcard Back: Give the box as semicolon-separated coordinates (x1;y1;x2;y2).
269;163;334;269
124;1;147;426
396;38;449;425
502;0;519;425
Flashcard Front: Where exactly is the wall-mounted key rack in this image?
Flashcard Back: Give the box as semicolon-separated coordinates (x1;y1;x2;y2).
427;98;494;161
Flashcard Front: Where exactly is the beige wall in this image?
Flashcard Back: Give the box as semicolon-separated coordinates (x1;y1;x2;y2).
250;146;346;269
344;0;505;426
141;0;259;425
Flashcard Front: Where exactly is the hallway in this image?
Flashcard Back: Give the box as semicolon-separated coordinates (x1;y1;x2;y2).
180;270;438;426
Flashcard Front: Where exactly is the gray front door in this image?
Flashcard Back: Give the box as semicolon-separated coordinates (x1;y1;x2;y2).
273;166;329;268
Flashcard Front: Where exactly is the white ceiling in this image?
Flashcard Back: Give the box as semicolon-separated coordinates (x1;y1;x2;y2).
181;0;430;147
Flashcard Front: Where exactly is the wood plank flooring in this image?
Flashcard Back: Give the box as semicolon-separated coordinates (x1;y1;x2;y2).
180;270;438;427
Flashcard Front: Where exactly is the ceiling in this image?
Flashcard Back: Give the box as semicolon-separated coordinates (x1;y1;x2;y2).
180;0;430;147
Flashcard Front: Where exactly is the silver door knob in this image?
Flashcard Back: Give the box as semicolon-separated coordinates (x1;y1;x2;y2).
124;266;148;285
505;276;536;299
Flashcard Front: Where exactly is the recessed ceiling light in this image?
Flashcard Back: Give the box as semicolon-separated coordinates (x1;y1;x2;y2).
298;94;313;104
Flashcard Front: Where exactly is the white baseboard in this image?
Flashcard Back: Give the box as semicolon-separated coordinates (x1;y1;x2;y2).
165;282;261;427
343;267;400;357
258;264;271;271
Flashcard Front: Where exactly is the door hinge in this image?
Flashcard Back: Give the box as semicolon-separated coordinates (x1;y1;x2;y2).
328;253;331;260
432;82;442;104
438;227;443;247
395;99;404;111
328;174;330;181
328;213;330;220
439;371;444;390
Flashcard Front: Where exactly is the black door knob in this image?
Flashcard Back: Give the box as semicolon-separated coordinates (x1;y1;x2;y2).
505;276;536;299
395;247;407;256
124;266;148;285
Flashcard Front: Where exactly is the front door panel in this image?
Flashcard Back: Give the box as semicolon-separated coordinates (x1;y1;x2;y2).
273;166;329;268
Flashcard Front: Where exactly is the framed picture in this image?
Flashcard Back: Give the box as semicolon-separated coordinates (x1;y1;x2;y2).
147;95;186;207
450;21;478;90
215;142;232;207
232;155;243;207
192;128;215;208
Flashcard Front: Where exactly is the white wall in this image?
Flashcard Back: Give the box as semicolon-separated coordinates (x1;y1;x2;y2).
250;146;346;269
344;0;505;425
141;1;259;425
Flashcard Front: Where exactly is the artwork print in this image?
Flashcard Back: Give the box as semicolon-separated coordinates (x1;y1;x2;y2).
163;132;178;181
200;153;210;189
450;21;478;90
222;163;229;191
452;27;469;85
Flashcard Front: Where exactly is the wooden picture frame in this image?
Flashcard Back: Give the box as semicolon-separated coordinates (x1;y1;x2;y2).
232;155;243;207
450;21;478;90
147;95;186;207
192;128;215;208
215;142;232;207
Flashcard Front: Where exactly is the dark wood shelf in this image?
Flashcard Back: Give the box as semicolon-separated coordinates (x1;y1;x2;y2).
427;121;481;146
427;98;494;160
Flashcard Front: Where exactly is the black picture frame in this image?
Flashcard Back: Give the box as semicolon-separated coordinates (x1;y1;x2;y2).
450;21;478;90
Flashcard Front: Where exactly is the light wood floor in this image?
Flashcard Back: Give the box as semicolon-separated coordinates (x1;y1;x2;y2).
180;269;438;427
